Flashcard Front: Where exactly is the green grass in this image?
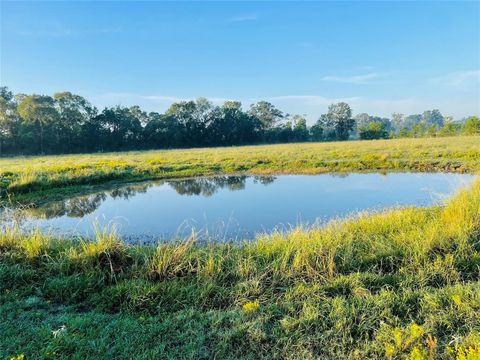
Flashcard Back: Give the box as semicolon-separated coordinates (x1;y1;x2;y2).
1;137;479;358
1;177;479;359
1;136;479;202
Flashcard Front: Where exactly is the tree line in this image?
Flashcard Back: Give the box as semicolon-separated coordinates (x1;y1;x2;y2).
0;86;478;155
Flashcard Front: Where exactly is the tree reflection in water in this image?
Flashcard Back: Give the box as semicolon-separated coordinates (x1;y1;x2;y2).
22;175;276;219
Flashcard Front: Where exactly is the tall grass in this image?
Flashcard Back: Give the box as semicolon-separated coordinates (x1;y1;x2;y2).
1;179;479;358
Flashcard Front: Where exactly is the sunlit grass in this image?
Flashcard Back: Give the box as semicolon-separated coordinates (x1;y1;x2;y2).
1;136;479;200
1;136;479;358
1;179;479;358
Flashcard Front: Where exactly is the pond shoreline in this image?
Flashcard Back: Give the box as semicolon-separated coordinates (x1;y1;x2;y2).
2;136;479;203
2;167;475;206
4;173;476;244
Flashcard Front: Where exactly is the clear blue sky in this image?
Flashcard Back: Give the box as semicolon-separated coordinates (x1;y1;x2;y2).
1;1;479;121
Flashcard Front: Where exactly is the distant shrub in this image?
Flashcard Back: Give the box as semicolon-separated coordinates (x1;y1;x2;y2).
359;121;390;140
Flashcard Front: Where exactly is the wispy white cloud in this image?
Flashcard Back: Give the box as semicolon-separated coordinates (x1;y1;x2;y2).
432;70;480;90
227;14;258;23
322;73;380;85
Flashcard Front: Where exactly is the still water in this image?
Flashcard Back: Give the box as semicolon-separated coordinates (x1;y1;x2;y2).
7;173;475;243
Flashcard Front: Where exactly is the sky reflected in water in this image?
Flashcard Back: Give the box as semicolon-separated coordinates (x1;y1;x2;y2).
5;173;476;243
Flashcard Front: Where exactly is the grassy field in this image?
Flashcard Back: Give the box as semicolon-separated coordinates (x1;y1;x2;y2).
0;178;479;359
1;136;480;359
1;136;480;202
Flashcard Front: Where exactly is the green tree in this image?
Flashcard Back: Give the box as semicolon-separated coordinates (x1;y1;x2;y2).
17;95;59;153
391;112;405;132
354;113;370;137
422;109;444;128
410;123;426;138
276;121;294;143
309;120;324;141
166;98;215;147
248;101;284;130
355;113;391;137
358;121;389;140
404;114;422;130
87;106;144;151
326;102;355;140
54;92;96;151
317;113;337;140
427;124;438;137
0;87;19;155
464;116;480;135
0;98;11;155
210;101;262;145
438;117;458;137
292;115;309;141
143;112;181;148
398;126;409;138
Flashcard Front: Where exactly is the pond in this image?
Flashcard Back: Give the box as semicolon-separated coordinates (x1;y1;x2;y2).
4;173;475;243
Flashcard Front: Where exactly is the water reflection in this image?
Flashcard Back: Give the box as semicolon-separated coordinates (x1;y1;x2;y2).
2;173;475;243
23;175;277;219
